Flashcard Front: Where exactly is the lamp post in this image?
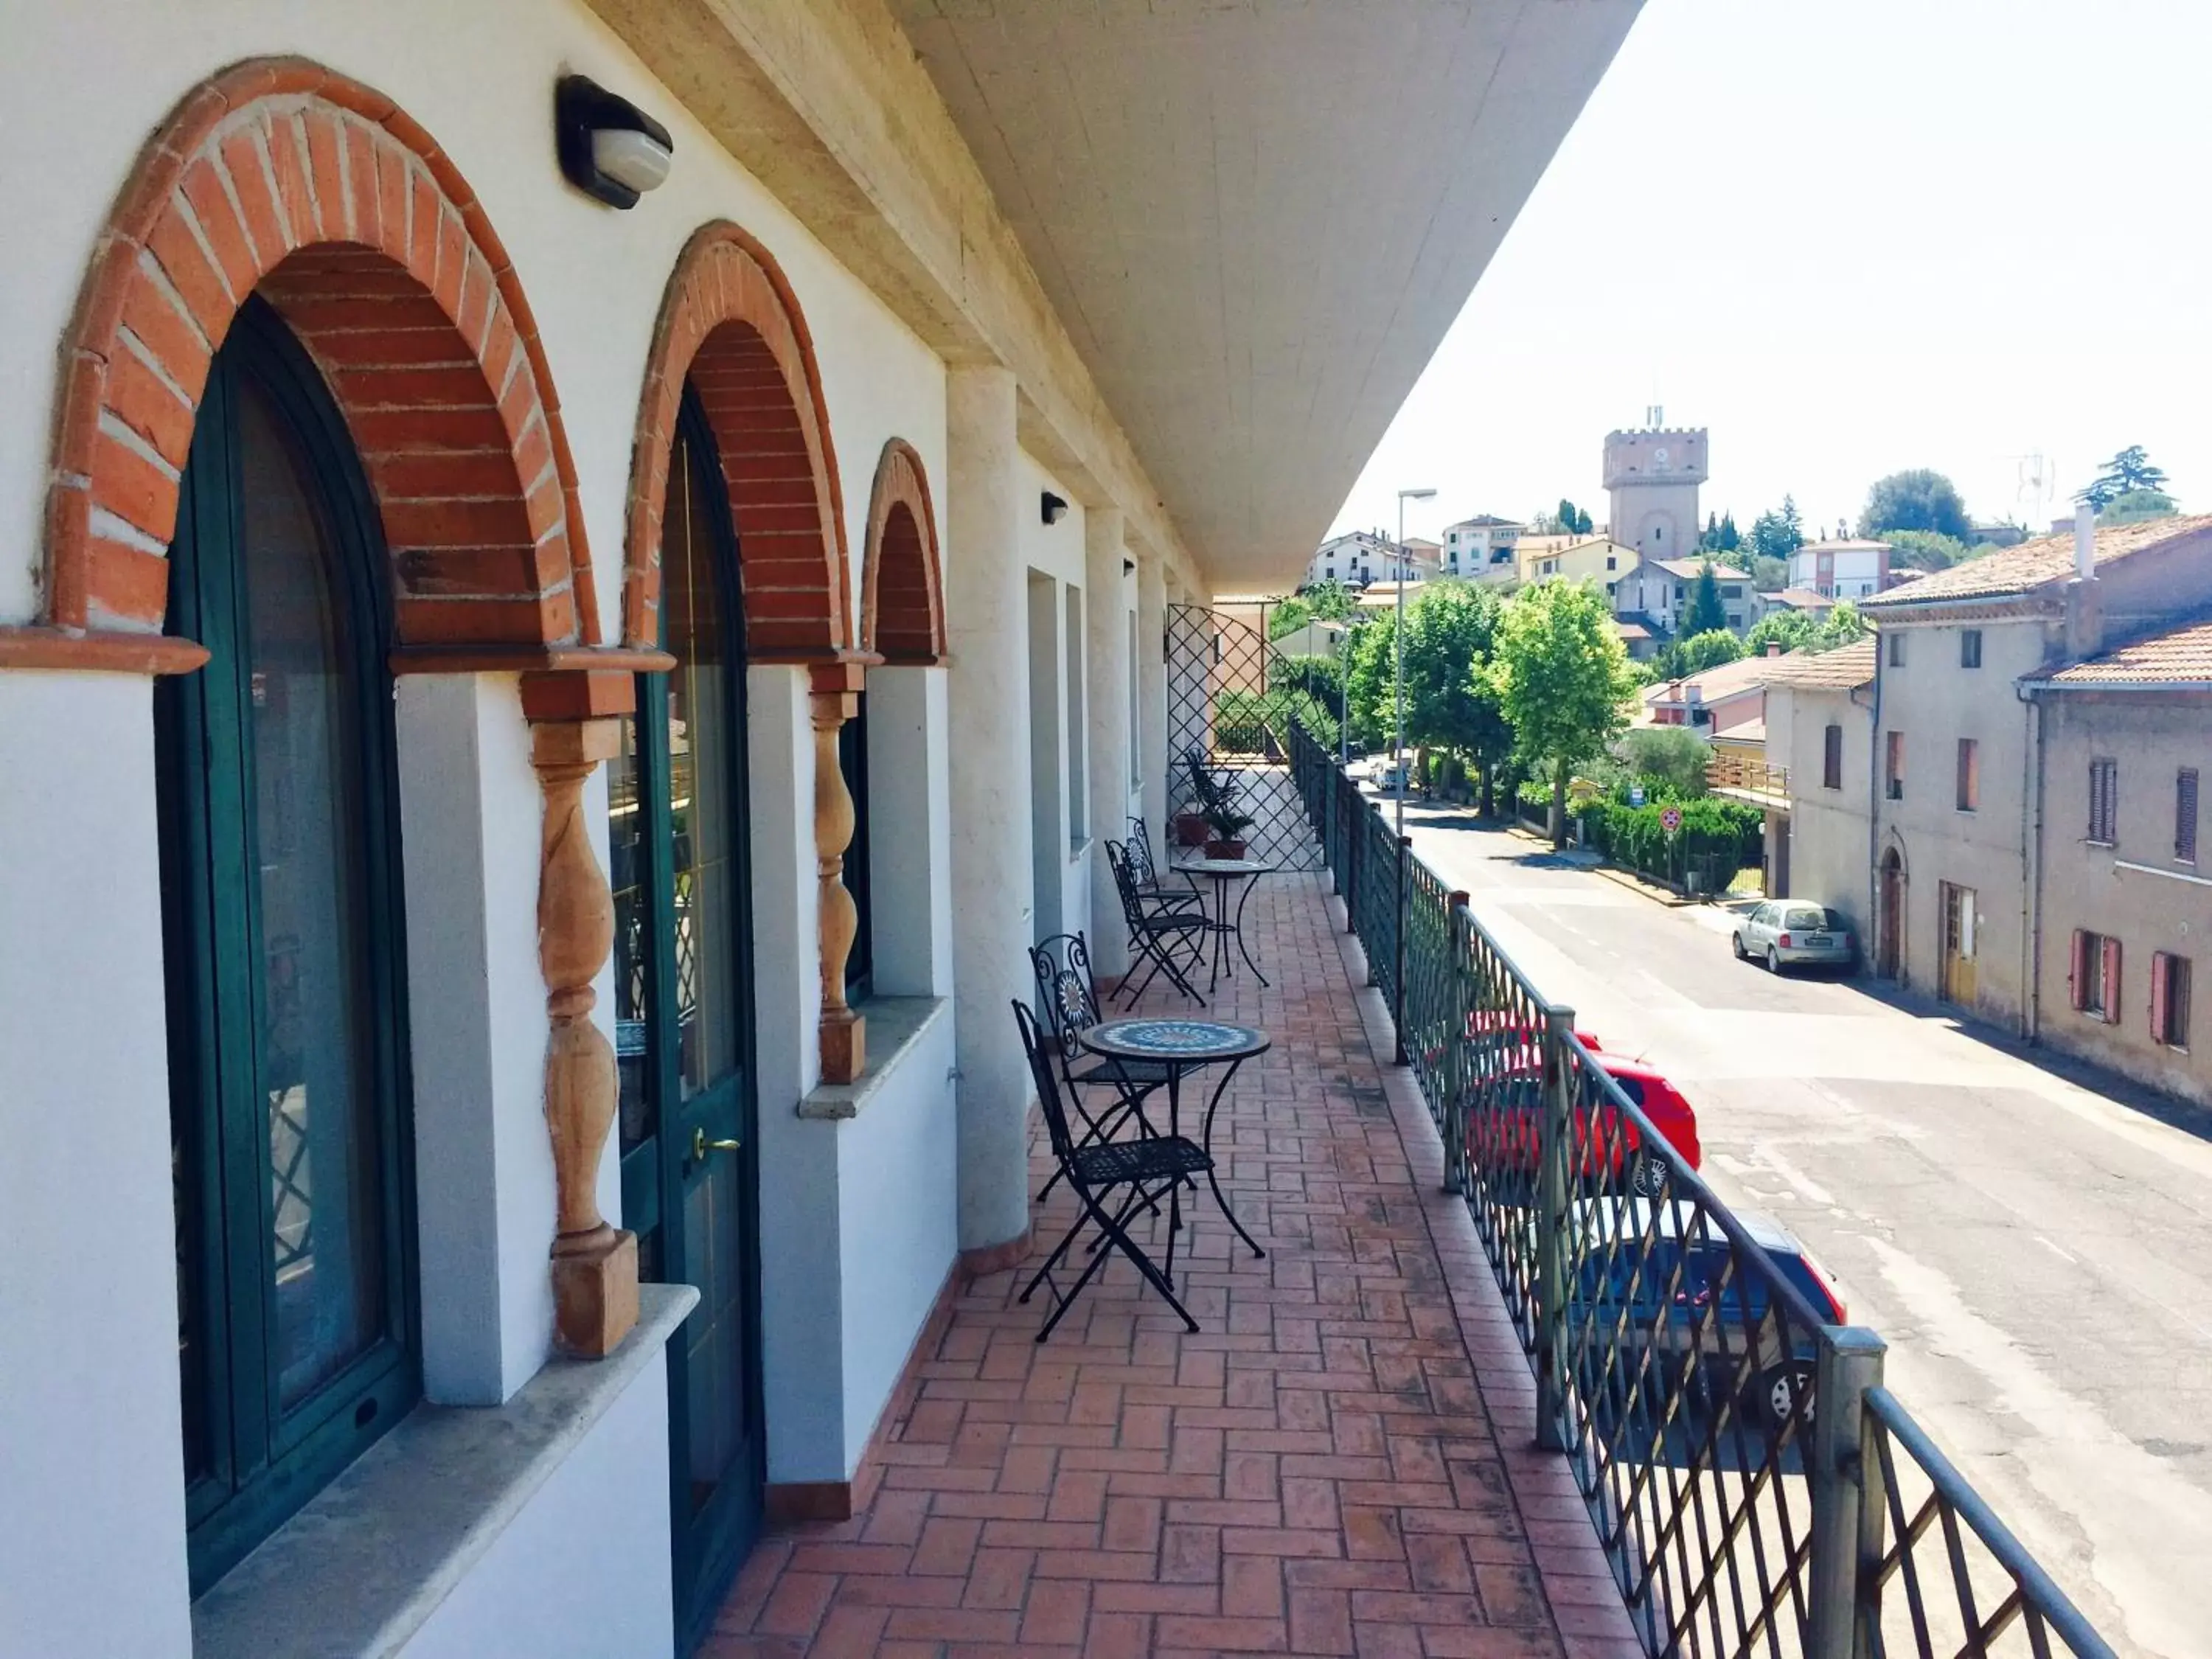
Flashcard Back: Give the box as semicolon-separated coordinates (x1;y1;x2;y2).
1394;487;1436;838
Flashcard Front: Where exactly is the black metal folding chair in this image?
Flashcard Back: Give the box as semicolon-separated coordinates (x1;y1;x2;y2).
1105;840;1209;1007
1012;999;1208;1340
1029;932;1170;1201
1125;817;1204;913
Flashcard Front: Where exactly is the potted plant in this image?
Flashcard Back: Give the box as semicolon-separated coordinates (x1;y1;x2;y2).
1173;804;1210;847
1202;801;1254;860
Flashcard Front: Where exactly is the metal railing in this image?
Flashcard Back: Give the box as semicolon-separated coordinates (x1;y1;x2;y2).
1285;720;2114;1659
1706;752;1790;800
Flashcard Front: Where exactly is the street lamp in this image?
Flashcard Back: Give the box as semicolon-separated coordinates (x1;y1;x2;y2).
1394;487;1436;837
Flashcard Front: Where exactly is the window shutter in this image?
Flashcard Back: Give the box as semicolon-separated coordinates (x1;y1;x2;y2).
2101;936;2123;1025
2070;929;2089;1011
1824;725;1843;790
2152;951;2171;1043
2179;768;2199;863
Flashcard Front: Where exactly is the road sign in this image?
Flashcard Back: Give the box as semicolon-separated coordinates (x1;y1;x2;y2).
1628;784;1646;807
1660;804;1683;833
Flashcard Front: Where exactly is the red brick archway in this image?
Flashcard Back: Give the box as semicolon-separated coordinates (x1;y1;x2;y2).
29;58;598;658
858;439;944;665
623;223;849;659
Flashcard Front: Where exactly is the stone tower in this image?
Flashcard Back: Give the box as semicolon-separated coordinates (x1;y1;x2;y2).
1604;426;1708;563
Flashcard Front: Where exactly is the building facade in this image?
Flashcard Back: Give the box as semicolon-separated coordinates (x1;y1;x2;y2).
1613;555;1757;634
1788;538;1893;599
1441;514;1523;580
1764;640;1878;919
1304;529;1436;589
1518;534;1632;597
0;4;1637;1655
1603;426;1707;563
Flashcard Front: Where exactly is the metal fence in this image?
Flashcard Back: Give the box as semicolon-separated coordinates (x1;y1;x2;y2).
1287;721;2114;1659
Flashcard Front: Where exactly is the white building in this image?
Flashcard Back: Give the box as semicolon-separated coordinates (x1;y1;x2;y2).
1441;514;1526;580
1613;557;1760;634
1305;529;1437;589
0;5;1633;1655
1789;538;1893;599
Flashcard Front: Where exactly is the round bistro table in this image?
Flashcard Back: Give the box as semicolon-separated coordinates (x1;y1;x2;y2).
1169;858;1278;989
1080;1016;1270;1261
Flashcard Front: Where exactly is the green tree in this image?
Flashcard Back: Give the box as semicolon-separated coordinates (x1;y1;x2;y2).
1745;609;1817;655
1680;560;1729;636
1817;598;1868;648
2101;487;2178;525
1653;627;1745;679
1747;496;1805;560
1400;582;1512;815
1307;579;1357;622
1883;529;1973;571
1489;582;1639;846
1267;594;1313;639
1618;727;1713;799
1340;610;1396;751
1860;469;1970;540
1752;554;1789;590
2077;445;2168;511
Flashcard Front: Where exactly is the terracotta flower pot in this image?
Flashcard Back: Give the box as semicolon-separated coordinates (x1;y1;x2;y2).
1204;838;1246;860
1173;812;1209;847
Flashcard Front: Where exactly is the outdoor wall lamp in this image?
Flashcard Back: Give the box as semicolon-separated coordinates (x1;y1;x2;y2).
1041;491;1069;526
556;75;674;209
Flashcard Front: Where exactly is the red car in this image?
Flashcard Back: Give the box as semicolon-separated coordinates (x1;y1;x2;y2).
1458;1016;1701;1197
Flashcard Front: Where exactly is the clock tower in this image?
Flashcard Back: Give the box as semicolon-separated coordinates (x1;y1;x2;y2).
1604;425;1708;563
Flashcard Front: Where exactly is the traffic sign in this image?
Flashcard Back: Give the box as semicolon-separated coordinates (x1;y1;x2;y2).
1660;804;1683;833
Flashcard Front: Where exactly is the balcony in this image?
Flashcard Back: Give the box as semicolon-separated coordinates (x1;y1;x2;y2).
1705;753;1790;811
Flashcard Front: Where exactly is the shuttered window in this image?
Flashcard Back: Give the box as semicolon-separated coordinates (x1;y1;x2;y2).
1960;629;1983;668
2152;953;2192;1048
1885;731;1905;801
2070;929;2122;1021
2087;757;2118;844
1956;738;1980;812
2178;768;2199;864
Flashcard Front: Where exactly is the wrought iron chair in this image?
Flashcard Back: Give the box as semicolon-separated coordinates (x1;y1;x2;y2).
1125;817;1204;911
1012;998;1208;1341
1029;932;1171;1201
1183;745;1241;812
1105;840;1209;1007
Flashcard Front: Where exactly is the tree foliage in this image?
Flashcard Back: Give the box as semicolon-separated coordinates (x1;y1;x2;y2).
1747;496;1805;560
1489;581;1640;845
1742;600;1868;658
1860;470;1971;540
1680;561;1730;637
1752;554;1789;591
2101;487;2178;526
1399;582;1512;811
1882;529;1973;571
1272;580;1357;638
2076;445;2168;511
1618;726;1713;800
1653;628;1745;680
1700;510;1742;554
1535;498;1596;535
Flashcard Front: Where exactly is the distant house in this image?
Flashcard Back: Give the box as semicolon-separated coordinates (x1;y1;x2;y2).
1439;515;1524;581
1304;529;1435;589
1636;650;1778;741
1613;555;1759;634
1759;586;1837;616
1517;535;1634;602
1788;538;1892;599
1611;616;1660;661
1762;639;1878;919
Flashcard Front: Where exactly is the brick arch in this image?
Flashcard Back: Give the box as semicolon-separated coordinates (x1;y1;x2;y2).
40;58;597;651
859;438;944;665
624;222;849;658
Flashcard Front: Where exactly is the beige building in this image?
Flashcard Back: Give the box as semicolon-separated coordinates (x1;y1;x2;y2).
1518;535;1635;597
2023;619;2212;1106
1762;640;1878;920
1859;515;2212;1029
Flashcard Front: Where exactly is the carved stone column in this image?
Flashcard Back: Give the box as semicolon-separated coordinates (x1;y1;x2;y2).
522;670;639;1357
811;658;866;1082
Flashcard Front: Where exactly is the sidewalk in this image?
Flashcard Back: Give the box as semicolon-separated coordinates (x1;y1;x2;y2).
703;871;1641;1658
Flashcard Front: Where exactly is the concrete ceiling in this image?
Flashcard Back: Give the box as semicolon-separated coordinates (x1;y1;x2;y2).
888;0;1641;592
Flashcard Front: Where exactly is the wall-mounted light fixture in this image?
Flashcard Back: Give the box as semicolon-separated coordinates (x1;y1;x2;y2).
1040;491;1069;526
1122;557;1135;576
556;75;674;209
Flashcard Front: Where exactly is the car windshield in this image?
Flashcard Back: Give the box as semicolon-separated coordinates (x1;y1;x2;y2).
1784;905;1841;930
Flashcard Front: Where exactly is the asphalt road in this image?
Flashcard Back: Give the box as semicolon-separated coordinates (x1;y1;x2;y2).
1394;802;2212;1659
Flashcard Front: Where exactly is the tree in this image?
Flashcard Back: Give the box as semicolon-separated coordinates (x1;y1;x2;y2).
1267;594;1314;640
2101;487;2178;526
2076;445;2168;511
1818;599;1868;648
1489;582;1639;846
1653;628;1745;679
1860;469;1970;540
1883;529;1973;571
1340;610;1395;751
1747;497;1805;561
1618;727;1712;800
1744;610;1819;655
1307;579;1357;622
1680;560;1729;637
1399;582;1512;815
1752;554;1789;590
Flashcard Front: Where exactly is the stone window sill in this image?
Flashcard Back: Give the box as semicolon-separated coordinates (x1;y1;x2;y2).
192;1283;697;1659
797;996;950;1121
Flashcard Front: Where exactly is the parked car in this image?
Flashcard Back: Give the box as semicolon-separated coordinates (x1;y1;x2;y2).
1733;900;1854;973
1569;1199;1848;1427
1459;1016;1701;1198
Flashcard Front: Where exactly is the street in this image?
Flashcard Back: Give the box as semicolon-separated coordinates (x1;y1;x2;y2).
1395;802;2212;1659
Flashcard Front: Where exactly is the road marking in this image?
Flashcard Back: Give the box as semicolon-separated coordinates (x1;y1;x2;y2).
2034;1234;2079;1265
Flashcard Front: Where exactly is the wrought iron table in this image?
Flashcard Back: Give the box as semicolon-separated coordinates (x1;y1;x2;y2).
1079;1016;1269;1262
1169;858;1277;989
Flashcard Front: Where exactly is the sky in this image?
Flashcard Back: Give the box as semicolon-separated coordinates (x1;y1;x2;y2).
1328;0;2212;551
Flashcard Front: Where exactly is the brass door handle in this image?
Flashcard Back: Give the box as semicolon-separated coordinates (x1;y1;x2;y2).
691;1127;741;1162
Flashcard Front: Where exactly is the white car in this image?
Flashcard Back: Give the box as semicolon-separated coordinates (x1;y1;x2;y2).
1733;901;1854;973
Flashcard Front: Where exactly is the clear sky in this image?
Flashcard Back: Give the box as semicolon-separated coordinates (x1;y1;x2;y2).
1328;0;2212;552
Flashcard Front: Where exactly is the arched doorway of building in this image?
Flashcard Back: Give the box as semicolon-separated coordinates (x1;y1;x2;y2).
1879;846;1905;980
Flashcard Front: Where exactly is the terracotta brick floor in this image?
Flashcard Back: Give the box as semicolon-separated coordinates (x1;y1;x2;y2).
705;871;1644;1658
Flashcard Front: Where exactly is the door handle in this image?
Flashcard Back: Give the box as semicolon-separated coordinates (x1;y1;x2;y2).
691;1127;741;1163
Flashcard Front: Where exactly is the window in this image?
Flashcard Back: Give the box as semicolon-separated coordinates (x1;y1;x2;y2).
1960;629;1983;669
1955;738;1979;812
2071;930;2121;1023
1722;585;1743;599
838;695;872;997
1887;632;1905;668
1065;586;1088;846
1606;555;1617;570
159;300;417;1593
2088;757;2118;844
1127;611;1141;788
2153;953;2193;1048
1823;724;1844;790
2179;768;2199;863
1885;731;1905;801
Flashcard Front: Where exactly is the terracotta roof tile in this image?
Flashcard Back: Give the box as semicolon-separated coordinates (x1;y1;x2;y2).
1761;637;1877;689
1862;515;2212;607
2035;613;2212;686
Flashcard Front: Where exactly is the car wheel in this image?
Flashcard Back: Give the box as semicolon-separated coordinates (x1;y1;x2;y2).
1767;947;1784;975
1629;1152;1669;1198
1731;932;1747;960
1756;1361;1815;1430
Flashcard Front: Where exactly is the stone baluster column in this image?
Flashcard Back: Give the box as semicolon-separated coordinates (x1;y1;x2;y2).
812;658;867;1082
523;670;638;1357
945;364;1034;1266
1084;507;1134;977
